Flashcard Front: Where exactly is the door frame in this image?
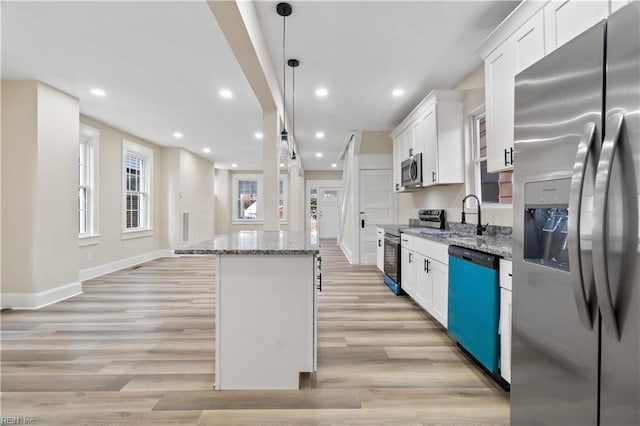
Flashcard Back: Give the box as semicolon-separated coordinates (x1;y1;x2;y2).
306;180;343;239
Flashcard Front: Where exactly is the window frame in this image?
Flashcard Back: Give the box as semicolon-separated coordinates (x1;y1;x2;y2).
470;109;512;208
78;124;100;246
231;173;288;224
122;139;154;238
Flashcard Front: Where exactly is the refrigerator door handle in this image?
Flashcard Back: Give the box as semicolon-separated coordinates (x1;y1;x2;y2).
568;122;596;329
593;113;624;340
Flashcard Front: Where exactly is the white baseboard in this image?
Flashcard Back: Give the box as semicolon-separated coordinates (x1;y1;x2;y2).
79;249;175;282
1;281;83;310
340;242;354;265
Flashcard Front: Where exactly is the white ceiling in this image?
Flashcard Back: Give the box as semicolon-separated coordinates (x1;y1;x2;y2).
2;1;519;172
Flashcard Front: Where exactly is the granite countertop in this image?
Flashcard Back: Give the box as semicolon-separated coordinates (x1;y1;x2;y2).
401;223;512;260
174;231;320;255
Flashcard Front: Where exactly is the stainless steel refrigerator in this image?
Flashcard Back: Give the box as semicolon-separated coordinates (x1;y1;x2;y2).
512;2;640;424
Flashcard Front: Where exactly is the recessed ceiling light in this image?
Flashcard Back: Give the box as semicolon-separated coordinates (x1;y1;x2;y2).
392;88;405;97
331;163;337;168
203;148;211;154
280;163;285;167
231;163;238;168
315;88;328;98
90;88;106;97
254;132;263;139
173;132;183;139
315;131;325;139
316;152;323;158
219;89;233;99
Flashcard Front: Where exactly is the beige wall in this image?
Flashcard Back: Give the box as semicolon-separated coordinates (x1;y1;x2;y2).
2;81;39;295
396;65;513;227
78;115;163;271
2;81;79;297
178;149;215;244
214;168;232;235
161;148;181;248
359;130;392;154
215;168;307;234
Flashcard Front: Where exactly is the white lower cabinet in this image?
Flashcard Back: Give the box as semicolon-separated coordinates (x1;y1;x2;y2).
405;238;449;328
376;228;384;272
499;259;513;384
401;243;416;297
430;260;448;328
414;253;433;309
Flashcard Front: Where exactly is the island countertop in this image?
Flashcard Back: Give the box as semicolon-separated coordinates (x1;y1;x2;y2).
174;230;320;255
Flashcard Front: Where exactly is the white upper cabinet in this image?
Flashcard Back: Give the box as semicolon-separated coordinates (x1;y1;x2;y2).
485;42;516;174
513;9;546;74
390;90;464;189
544;0;609;53
479;0;618;174
392;137;402;192
484;7;546;174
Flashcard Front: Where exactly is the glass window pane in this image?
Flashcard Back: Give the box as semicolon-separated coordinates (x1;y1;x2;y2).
237;179;258;219
480;160;499;203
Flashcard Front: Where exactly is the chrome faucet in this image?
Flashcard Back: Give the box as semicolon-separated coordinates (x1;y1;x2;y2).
461;194;488;236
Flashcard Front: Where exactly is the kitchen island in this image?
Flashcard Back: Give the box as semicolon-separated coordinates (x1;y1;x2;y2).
176;231;319;390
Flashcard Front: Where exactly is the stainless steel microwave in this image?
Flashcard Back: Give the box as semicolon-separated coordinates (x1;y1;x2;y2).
401;153;423;188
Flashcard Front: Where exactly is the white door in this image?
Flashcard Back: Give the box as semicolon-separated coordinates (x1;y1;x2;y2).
317;187;340;239
359;169;393;265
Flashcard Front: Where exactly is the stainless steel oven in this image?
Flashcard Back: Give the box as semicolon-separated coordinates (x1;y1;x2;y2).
383;232;401;294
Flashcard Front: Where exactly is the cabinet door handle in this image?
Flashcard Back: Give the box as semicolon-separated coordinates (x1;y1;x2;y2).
423;258;427;272
361;219;365;229
509;147;514;165
378;239;382;247
409;253;413;263
504;148;509;167
432;171;436;183
426;259;431;273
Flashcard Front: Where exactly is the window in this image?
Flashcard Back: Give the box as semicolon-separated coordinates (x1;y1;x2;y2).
232;174;287;223
78;124;99;245
122;140;153;237
472;111;512;204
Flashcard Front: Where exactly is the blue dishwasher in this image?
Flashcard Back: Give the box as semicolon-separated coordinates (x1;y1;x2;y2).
447;245;500;374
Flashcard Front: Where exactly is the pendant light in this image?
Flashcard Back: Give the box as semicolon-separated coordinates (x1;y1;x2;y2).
277;3;292;158
288;58;299;162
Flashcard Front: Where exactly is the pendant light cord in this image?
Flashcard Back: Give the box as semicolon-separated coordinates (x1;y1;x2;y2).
292;64;295;137
282;15;286;130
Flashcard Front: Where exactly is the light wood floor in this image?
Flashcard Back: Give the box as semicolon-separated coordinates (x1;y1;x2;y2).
1;241;509;425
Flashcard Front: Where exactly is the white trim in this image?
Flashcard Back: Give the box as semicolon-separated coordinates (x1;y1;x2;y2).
476;0;547;59
121;228;154;240
78;123;100;239
306;179;343;235
1;281;83;310
483;203;515;210
122;139;154;233
79;234;101;247
340;241;354;265
78;249;174;282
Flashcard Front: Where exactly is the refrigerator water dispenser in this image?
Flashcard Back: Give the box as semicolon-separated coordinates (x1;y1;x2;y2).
523;179;571;272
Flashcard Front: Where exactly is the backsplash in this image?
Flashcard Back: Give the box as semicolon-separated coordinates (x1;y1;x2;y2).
396;185;514;228
447;222;512;236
